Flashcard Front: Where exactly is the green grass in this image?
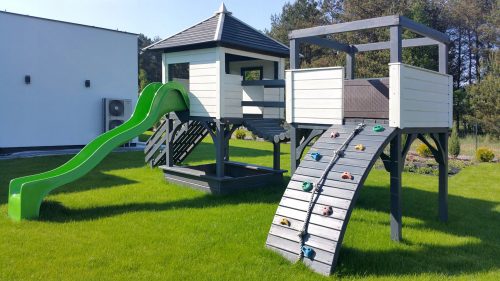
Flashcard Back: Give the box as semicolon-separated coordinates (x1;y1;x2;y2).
410;135;499;158
0;139;499;281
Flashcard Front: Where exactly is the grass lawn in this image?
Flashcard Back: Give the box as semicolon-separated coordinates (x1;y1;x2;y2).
0;139;499;281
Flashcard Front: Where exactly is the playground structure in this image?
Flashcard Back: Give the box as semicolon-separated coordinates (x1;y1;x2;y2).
7;6;452;276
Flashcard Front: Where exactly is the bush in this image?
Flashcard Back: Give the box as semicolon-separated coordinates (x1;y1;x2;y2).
475;147;495;162
416;143;433;158
234;129;246;140
449;127;461;157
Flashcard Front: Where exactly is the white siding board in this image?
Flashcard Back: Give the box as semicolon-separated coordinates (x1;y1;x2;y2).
389;63;452;129
220;73;243;118
286;67;344;125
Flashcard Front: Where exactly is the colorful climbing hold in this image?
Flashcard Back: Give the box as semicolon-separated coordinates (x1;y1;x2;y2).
330;131;339;138
301;246;315;259
302;181;314;192
322;206;333;216
373;125;385;132
311;152;322;161
355;144;365;151
341;171;353;180
280;218;290;226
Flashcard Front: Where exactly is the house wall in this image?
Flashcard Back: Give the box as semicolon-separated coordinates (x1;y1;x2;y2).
286;67;344;125
163;48;219;118
389;63;453;128
0;12;137;149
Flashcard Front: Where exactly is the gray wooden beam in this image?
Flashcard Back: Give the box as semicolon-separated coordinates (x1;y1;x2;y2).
390;132;402;241
400;16;450;44
241;79;286;88
290;39;300;69
438;132;448;222
345;51;355;79
300;36;352;53
353;37;439;52
438;43;449;74
289;15;399;39
215;121;225;178
390;25;402;63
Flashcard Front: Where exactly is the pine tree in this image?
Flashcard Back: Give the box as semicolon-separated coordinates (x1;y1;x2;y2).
449;126;461;158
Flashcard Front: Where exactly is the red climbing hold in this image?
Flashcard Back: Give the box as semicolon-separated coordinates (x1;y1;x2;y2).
341;171;353;180
322;206;333;216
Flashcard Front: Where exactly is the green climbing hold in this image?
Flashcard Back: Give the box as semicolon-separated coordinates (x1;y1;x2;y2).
302;181;313;192
373;125;385;132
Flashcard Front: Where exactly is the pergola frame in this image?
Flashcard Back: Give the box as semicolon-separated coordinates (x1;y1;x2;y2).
287;15;450;243
288;15;450;78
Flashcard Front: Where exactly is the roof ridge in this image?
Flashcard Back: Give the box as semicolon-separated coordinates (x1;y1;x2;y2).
143;14;219;51
223;13;289;51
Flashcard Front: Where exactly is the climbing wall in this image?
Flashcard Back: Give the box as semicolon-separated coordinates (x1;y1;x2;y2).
265;124;396;275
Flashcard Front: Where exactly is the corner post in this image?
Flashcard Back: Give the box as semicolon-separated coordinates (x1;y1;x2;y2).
290;39;300;69
273;141;280;170
290;124;300;174
438;43;449;74
346;50;355;79
215;121;225;178
390;131;403;241
165;117;174;167
390;25;402;63
438;132;449;221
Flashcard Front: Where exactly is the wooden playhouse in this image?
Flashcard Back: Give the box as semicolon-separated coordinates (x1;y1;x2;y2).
145;6;452;276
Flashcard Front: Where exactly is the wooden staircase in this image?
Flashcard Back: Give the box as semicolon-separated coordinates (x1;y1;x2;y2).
145;119;208;167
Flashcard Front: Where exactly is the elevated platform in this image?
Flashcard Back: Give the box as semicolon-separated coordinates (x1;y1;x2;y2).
243;118;289;143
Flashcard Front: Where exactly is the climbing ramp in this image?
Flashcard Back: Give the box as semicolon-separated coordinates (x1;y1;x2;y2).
265;123;396;275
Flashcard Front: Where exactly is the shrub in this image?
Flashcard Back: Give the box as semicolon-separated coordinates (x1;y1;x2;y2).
475;147;495;162
449;127;461;157
234;129;246;140
416;143;433;158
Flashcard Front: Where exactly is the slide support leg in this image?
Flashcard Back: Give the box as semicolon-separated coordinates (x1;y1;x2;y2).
165;117;174;167
390;132;402;241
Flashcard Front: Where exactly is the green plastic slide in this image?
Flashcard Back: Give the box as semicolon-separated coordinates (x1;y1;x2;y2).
8;82;189;221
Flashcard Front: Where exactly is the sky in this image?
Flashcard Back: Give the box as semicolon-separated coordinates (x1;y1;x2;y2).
0;0;289;38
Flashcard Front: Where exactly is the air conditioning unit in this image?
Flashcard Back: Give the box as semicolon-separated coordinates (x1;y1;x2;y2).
103;98;132;132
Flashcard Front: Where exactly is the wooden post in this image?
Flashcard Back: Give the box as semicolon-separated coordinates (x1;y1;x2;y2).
390;132;402;241
290;39;300;69
273;141;280;170
215;121;225;178
438;132;449;221
165;118;174;167
346;51;355;79
290;125;300;174
439;43;449;74
390;25;402;63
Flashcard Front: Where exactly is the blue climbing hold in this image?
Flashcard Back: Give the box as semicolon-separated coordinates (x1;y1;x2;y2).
311;152;322;161
302;181;313;192
301;246;315;259
373;125;385;132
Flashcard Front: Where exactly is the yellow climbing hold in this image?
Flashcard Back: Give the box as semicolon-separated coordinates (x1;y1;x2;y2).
355;144;365;151
280;218;290;226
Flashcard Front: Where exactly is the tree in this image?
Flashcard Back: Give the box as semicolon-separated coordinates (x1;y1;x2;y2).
466;51;500;137
138;68;149;92
449;126;461;157
138;34;162;90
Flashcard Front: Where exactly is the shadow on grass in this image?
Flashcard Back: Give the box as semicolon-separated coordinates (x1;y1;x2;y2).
182;142;280;164
39;176;291;222
335;183;500;277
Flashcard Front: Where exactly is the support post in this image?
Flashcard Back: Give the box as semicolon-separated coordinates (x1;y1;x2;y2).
390;132;402;241
438;132;449;221
165;117;174;167
390;25;402;63
438;43;449;74
290;125;300;174
290;39;300;69
346;51;355;79
273;142;280;170
215;121;225;178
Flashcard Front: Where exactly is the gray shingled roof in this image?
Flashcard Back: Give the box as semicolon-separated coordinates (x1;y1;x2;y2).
147;4;289;58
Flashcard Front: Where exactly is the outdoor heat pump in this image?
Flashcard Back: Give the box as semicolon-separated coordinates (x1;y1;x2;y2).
102;98;132;132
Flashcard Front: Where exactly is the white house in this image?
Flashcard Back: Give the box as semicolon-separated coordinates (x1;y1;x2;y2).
0;11;138;153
